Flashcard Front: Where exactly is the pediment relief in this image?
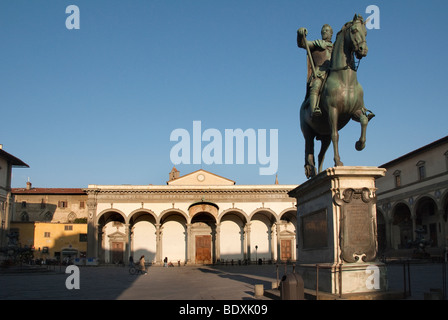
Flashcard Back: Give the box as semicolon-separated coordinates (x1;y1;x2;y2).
108;231;126;241
280;230;296;236
167;169;235;186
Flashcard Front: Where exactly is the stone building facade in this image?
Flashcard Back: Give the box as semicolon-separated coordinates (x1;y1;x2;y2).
11;184;88;223
85;168;298;265
0;147;28;248
376;136;448;256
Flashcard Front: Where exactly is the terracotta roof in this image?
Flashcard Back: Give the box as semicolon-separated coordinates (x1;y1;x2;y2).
12;188;86;195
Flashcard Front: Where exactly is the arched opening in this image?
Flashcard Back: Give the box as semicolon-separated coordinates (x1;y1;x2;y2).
98;211;126;264
415;197;438;247
129;211;157;264
191;212;216;264
392;203;412;249
250;210;277;263
160;211;187;265
279;209;297;261
219;211;247;262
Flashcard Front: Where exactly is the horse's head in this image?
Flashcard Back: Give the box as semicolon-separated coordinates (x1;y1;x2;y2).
347;14;368;59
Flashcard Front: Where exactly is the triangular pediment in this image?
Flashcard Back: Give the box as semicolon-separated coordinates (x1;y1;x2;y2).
280;229;296;237
167;169;235;186
108;231;126;241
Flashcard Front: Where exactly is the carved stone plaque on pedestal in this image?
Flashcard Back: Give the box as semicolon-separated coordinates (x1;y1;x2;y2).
334;188;377;263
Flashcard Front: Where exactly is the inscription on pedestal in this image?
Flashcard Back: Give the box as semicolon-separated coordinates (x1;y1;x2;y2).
346;202;371;246
302;209;328;249
334;188;377;263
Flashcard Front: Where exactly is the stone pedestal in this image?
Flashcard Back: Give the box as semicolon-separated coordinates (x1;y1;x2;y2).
288;166;389;296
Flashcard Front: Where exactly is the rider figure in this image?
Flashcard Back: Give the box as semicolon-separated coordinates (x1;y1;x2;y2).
297;24;333;118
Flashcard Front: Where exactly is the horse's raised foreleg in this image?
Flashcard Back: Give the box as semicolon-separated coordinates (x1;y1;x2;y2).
317;135;331;173
328;107;343;167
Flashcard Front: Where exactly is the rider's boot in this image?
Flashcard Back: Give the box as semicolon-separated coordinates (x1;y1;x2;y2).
310;94;322;118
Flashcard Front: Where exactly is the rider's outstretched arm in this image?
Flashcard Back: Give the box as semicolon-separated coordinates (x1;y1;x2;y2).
297;28;315;50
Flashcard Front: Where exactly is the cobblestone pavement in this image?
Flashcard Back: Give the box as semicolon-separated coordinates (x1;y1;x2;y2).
0;262;446;300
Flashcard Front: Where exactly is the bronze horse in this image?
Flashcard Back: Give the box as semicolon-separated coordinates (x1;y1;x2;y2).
300;14;374;179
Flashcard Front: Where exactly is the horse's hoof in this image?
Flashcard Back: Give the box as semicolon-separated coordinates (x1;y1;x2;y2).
355;141;365;151
305;165;316;179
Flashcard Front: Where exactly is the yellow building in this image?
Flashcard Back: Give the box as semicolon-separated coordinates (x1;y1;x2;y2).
10;221;87;263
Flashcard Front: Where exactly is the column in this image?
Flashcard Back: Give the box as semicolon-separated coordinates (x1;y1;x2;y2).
215;222;221;262
437;208;446;249
130;225;135;256
186;223;192;264
269;224;275;261
155;223;162;265
98;226;104;262
385;215;393;251
125;223;131;264
86;194;98;258
244;222;251;262
276;223;282;261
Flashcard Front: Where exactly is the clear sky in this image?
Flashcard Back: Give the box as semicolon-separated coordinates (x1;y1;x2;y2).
1;0;447;188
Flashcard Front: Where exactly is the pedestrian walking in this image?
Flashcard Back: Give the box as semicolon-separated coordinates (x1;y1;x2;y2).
139;255;147;275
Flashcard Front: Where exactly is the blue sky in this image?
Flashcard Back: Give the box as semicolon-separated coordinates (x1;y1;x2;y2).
1;0;447;188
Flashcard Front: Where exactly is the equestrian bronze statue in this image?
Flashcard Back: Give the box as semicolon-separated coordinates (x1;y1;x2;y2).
297;14;375;179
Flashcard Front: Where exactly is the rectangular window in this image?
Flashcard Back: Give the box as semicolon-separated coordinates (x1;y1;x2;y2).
393;170;401;188
44;232;51;238
21;201;27;208
417;161;426;180
58;201;68;208
418;165;425;180
395;174;401;187
79;201;85;209
79;234;87;242
64;225;73;231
